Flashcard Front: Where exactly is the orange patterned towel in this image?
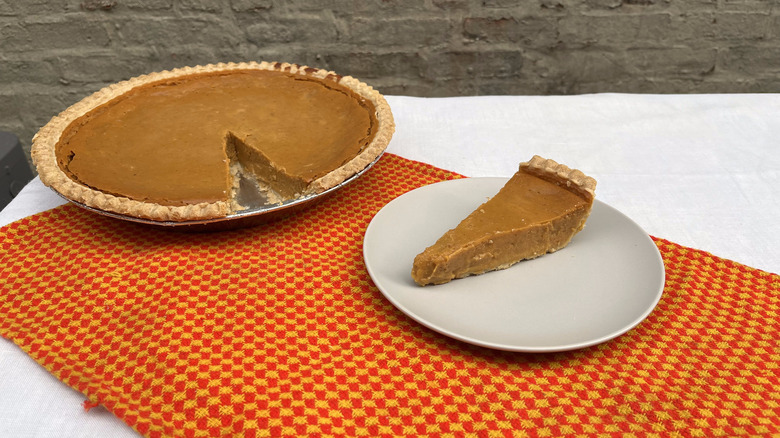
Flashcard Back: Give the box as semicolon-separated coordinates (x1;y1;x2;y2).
1;154;778;437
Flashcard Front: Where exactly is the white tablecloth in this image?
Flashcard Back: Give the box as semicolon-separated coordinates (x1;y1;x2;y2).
2;94;778;437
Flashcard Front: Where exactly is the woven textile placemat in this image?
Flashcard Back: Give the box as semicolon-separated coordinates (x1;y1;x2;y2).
1;153;778;437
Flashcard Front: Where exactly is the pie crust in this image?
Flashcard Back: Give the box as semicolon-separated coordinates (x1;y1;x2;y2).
520;155;596;201
411;155;597;286
31;62;395;221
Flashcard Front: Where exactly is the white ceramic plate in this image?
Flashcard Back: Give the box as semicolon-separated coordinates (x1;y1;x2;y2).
363;177;665;352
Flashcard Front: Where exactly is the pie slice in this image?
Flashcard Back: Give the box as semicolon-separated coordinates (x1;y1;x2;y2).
411;156;597;286
32;62;394;221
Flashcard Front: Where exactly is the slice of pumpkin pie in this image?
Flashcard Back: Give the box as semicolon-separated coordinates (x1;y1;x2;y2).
32;62;394;221
411;156;597;286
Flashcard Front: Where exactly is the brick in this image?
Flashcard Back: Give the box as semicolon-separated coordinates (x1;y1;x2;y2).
180;0;222;13
478;0;556;12
558;13;672;46
348;16;450;47
463;15;558;47
122;0;173;9
426;50;525;80
114;16;241;48
482;0;534;9
431;0;470;10
711;12;771;40
0;18;110;52
230;0;272;12
720;0;774;13
719;45;780;75
668;12;717;41
80;0;117;11
244;15;339;45
583;0;624;8
0;0;14;15
623;47;717;77
463;16;518;42
319;51;425;80
111;45;250;75
336;0;431;14
5;0;81;14
0;23;31;52
525;49;630;91
55;53;141;85
772;13;780;39
540;0;567;11
0;59;58;84
23;18;110;50
671;12;770;42
584;0;715;11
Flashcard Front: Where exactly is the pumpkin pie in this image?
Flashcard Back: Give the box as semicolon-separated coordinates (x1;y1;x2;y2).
411;156;597;286
31;62;394;221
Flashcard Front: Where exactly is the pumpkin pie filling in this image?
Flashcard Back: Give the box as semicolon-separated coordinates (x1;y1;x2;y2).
55;68;378;208
412;156;597;286
33;62;393;221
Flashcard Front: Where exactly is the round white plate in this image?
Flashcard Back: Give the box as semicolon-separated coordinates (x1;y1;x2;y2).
363;177;665;352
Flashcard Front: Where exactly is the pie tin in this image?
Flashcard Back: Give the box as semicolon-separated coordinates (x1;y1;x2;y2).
60;153;384;232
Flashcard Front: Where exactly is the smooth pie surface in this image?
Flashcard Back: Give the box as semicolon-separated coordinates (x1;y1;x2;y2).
56;69;377;206
412;167;594;286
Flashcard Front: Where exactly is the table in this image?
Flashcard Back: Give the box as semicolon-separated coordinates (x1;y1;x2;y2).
1;94;778;437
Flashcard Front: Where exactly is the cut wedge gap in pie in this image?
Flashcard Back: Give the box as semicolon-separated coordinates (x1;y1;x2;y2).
224;131;301;209
32;62;395;222
411;155;597;286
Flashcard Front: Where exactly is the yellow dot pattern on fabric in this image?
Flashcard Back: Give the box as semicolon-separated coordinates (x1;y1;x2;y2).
1;154;778;437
